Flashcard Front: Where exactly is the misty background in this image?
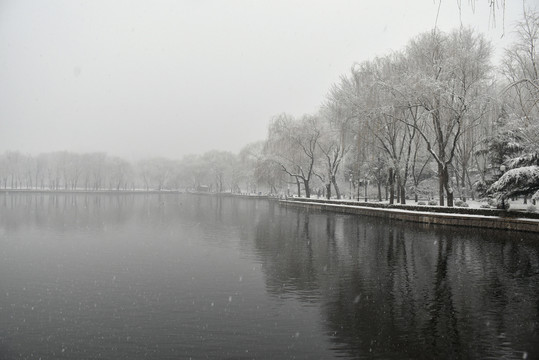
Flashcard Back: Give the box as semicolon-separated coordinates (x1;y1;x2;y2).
0;0;527;160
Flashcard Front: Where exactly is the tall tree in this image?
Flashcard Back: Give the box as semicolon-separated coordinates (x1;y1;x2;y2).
318;102;353;199
267;114;322;198
404;28;492;206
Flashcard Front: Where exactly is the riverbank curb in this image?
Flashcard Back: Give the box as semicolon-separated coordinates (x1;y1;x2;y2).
280;199;539;233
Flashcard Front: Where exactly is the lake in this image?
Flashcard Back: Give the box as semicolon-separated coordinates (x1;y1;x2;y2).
0;193;538;359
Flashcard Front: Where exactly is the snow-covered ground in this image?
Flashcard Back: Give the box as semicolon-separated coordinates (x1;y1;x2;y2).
459;199;535;211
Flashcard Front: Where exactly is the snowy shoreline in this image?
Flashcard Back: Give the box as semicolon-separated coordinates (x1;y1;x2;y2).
280;198;539;234
284;196;539;218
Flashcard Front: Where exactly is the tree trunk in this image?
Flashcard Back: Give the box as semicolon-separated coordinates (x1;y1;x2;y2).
389;168;395;205
364;181;368;202
304;179;310;198
296;178;301;197
331;176;341;199
465;171;475;201
438;163;445;206
447;190;454;207
377;181;382;201
326;183;331;199
461;165;467;201
400;185;406;205
396;177;401;203
441;166;453;207
455;170;460;196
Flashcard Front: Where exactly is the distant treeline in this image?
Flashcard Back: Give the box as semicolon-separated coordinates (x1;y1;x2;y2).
0;150;252;193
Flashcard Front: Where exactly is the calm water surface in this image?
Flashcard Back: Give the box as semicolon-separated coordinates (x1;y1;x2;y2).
0;193;538;359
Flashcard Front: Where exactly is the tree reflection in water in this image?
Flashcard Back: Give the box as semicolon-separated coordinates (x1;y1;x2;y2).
254;205;539;360
0;194;537;359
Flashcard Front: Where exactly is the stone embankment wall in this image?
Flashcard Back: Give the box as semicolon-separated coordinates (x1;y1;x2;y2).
280;199;539;233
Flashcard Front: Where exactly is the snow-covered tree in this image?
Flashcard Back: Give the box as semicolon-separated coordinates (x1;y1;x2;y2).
404;28;493;206
266;113;322;198
317;102;353;199
487;166;539;205
501;9;539;129
485;9;539;203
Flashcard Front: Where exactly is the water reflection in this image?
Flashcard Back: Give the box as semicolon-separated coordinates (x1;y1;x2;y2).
254;205;539;359
0;193;538;359
0;192;137;232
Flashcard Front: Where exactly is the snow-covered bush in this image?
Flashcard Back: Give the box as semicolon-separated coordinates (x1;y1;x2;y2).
487;198;497;207
480;204;490;209
488;166;539;200
527;205;537;213
428;200;438;206
455;200;469;207
417;201;426;205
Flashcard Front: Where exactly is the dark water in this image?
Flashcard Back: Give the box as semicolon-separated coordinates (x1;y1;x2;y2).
0;193;538;359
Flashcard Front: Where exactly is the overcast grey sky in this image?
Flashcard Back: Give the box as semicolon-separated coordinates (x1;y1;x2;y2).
0;0;532;160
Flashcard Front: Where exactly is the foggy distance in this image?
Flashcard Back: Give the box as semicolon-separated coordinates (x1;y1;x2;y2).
0;0;523;160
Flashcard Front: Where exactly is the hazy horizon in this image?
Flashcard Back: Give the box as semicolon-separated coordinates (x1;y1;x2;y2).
0;0;530;161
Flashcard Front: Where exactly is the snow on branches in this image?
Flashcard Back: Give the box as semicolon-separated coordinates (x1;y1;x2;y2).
506;153;539;169
487;166;539;199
